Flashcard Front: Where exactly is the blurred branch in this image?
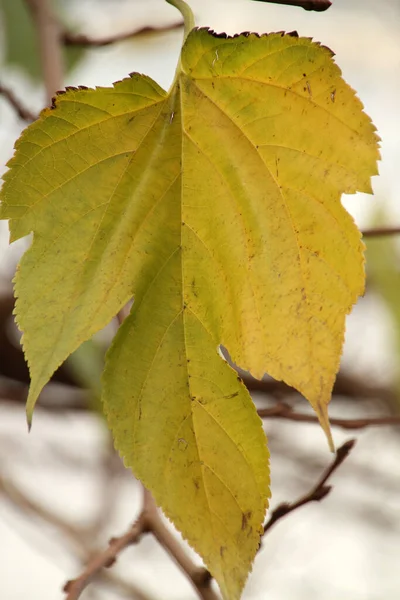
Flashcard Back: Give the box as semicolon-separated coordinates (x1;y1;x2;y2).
2;367;397;414
263;439;355;534
25;0;64;103
83;439;122;539
240;369;398;406
62;21;184;47
0;378;28;404
0;471;83;548
258;402;400;429
362;226;400;238
63;519;146;600
64;486;217;600
0;470;151;599
141;488;216;600
0;84;37;122
252;0;332;11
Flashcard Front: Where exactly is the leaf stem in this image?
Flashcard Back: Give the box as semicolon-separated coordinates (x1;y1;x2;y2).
166;0;195;41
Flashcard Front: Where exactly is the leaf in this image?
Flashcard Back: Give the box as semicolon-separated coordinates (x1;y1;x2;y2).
106;304;269;598
0;26;379;598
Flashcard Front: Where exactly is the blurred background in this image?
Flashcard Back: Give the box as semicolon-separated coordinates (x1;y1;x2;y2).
0;0;399;599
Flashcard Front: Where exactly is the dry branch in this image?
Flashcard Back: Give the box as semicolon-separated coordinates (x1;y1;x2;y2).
257;402;400;430
362;226;400;238
62;21;184;47
64;486;217;600
263;439;355;534
240;369;398;407
141;489;216;600
65;447;355;600
254;0;332;10
63;520;146;600
0;84;37;121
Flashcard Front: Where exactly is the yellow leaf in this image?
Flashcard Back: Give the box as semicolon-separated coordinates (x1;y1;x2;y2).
105;295;269;598
179;29;379;448
0;25;379;599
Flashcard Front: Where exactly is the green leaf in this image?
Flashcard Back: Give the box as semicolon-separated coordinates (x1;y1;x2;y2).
0;25;379;599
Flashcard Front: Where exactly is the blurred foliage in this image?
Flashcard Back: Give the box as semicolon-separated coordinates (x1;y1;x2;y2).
0;0;83;82
66;337;105;413
365;214;400;389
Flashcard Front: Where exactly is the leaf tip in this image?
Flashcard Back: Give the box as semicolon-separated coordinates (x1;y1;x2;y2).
26;409;33;432
316;400;335;452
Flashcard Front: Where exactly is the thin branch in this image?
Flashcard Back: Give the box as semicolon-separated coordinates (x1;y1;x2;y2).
63;486;217;600
25;0;64;103
257;402;400;429
362;226;400;238
240;369;398;407
62;21;184;47
2;366;397;417
263;439;355;534
141;488;216;600
252;0;332;11
0;84;37;121
200;439;355;582
63;520;146;600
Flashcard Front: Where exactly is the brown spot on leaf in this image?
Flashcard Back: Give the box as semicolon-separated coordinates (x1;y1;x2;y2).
223;392;239;399
241;510;252;530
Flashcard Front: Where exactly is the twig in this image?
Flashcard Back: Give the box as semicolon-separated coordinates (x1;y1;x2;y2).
0;84;37;121
62;21;184;47
200;439;355;582
362;226;400;238
63;486;217;600
252;0;332;11
63;520;146;600
25;0;64;103
240;369;397;407
263;439;355;534
257;402;400;429
141;488;216;600
2;367;397;416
